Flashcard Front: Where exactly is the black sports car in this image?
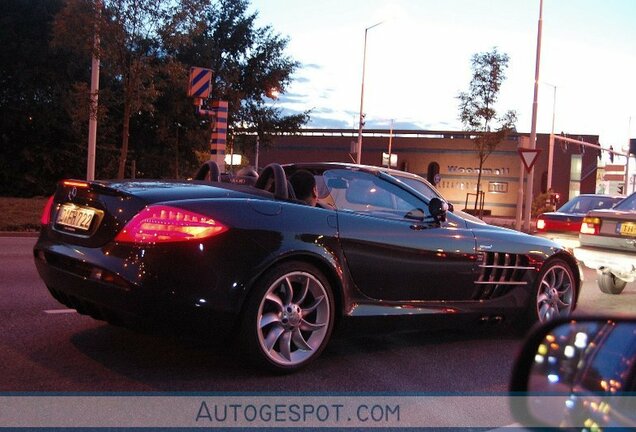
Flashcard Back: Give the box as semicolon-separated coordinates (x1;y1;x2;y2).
34;162;580;372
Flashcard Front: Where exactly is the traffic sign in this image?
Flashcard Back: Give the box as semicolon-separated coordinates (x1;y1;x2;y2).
188;67;213;98
518;148;542;173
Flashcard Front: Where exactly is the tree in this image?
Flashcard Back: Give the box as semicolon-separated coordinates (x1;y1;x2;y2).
0;0;87;196
457;47;517;214
163;0;309;160
51;0;308;179
53;0;178;179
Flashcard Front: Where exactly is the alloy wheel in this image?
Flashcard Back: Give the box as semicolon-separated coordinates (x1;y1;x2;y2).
536;262;574;322
256;270;331;367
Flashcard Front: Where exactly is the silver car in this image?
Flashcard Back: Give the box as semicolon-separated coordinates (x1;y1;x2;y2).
575;192;636;294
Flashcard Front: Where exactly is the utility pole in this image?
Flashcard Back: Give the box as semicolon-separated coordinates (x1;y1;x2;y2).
626;117;632;195
87;0;101;181
524;0;543;232
546;83;556;191
356;21;383;164
387;119;394;167
255;135;260;171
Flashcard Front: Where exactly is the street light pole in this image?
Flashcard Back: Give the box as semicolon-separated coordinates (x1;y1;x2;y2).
356;21;383;164
545;82;557;191
387;119;394;167
255;135;260;171
626;116;632;195
87;0;102;181
523;0;543;232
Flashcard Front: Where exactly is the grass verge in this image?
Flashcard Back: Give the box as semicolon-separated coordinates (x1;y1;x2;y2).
0;197;48;232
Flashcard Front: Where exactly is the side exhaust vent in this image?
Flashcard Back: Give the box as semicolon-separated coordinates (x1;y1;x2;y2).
474;252;533;299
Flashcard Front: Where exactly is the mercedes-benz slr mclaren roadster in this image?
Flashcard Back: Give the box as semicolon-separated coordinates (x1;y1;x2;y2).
34;162;580;372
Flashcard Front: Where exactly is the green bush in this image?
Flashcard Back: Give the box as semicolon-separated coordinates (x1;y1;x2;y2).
532;192;553;217
0;197;48;231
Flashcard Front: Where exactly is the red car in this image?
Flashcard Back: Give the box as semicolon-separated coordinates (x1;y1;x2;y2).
537;194;622;234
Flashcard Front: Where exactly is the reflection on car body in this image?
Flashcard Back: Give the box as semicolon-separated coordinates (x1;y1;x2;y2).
34;162;581;372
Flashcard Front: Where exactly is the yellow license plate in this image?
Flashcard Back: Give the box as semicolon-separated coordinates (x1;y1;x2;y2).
56;204;95;231
619;222;636;237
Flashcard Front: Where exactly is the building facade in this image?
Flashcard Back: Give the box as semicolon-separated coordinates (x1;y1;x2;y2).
245;129;599;217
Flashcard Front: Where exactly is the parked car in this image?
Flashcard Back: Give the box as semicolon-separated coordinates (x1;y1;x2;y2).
510;316;636;428
574;192;636;294
34;162;581;372
536;194;622;248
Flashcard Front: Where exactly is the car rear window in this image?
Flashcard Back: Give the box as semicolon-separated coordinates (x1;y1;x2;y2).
558;196;621;213
613;193;636;211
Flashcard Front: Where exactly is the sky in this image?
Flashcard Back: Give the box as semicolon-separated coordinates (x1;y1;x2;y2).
248;0;636;151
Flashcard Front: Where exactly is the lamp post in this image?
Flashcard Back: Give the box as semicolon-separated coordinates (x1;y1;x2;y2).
544;82;557;191
387;119;394;167
523;0;543;232
356;21;384;164
87;0;102;181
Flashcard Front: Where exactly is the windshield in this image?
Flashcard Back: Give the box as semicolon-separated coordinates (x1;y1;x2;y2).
392;174;441;200
320;169;430;220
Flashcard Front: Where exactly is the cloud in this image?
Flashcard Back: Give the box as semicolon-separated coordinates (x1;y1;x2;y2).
318;89;337;99
301;63;322;70
276;93;306;104
291;76;311;84
311;106;338;115
308;117;350;128
275;106;310;117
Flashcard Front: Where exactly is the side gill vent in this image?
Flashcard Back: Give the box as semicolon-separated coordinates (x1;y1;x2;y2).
474;252;533;299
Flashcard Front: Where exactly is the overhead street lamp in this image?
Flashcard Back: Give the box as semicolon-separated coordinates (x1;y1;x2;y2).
356;21;384;164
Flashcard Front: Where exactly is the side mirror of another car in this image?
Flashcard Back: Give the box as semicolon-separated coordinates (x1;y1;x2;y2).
428;198;448;223
510;316;636;429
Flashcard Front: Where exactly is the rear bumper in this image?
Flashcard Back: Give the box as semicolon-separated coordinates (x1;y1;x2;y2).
33;242;239;336
574;246;636;282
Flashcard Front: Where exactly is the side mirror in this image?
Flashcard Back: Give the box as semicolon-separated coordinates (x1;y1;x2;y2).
428;198;448;223
510;317;636;428
404;208;425;221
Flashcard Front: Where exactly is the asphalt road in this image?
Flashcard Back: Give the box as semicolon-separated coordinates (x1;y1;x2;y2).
1;236;634;396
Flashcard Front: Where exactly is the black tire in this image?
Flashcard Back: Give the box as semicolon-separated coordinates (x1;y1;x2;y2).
516;258;576;333
239;261;335;372
597;272;627;295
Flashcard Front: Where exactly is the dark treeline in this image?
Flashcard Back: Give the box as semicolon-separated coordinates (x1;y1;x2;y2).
0;0;308;196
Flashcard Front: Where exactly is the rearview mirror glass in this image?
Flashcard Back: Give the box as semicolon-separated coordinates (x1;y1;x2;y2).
510;317;636;428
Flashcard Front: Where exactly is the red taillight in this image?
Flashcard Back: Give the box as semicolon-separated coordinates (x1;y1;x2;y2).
114;205;228;244
536;218;546;230
580;217;601;235
40;195;55;225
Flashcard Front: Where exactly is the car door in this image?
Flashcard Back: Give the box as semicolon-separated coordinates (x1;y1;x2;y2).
323;169;478;301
